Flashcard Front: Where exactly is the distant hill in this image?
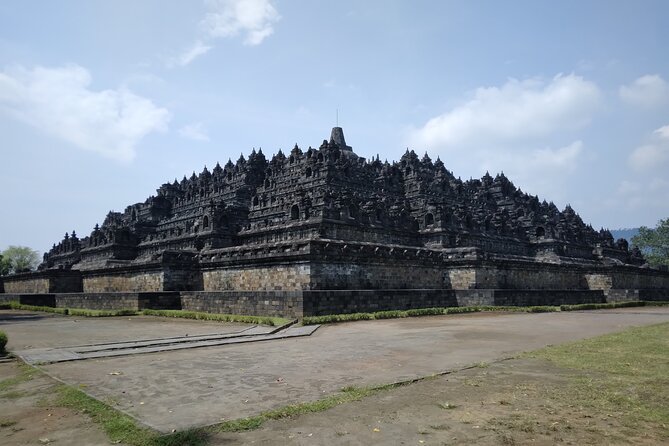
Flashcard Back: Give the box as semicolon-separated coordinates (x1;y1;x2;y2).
610;228;640;243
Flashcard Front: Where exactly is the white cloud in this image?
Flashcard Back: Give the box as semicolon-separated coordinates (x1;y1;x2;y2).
410;74;601;150
655;124;669;139
478;140;585;205
628;123;669;171
528;141;583;172
611;177;669;214
0;64;170;162
179;122;209;141
406;74;600;205
202;0;280;46
171;40;212;67
619;74;669;108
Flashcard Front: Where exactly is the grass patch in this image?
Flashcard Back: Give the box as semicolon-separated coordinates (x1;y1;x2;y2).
68;308;138;317
0;362;38;393
559;300;669;311
55;385;209;446
8;302;69;315
7;303;139;317
140;309;290;327
217;385;377;433
0;330;7;355
527;321;669;431
4;303;288;324
302;305;559;325
302;301;669;325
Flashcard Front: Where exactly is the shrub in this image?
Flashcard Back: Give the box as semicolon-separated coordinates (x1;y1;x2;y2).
140;309;288;326
0;331;7;355
405;307;445;317
68;308;138;317
560;301;646;312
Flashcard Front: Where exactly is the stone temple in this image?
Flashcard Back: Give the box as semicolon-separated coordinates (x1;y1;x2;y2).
2;128;668;317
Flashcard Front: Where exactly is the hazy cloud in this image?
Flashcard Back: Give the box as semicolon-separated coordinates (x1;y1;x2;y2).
0;64;170;162
619;74;669;108
410;74;601;150
202;0;280;46
407;74;599;205
629;124;669;171
179;122;210;141
171;40;213;67
171;0;280;67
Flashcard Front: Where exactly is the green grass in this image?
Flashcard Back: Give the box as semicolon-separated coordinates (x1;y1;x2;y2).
8;302;69;314
0;330;7;355
8;303;139;317
141;309;290;327
301;301;669;325
527;321;669;431
55;385;209;446
559;301;668;311
69;308;139;317
302;305;559;325
217;383;410;433
3;303;289;325
0;362;38;394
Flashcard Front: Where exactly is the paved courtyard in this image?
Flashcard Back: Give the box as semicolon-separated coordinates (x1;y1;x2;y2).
2;307;668;432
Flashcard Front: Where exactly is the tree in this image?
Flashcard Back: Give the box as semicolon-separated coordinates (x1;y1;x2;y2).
0;254;10;276
631;218;669;267
0;246;41;275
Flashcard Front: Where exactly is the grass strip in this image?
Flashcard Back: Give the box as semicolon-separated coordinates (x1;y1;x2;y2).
217;382;415;433
2;303;289;325
141;309;290;327
302;304;559;325
527;321;669;431
0;330;7;355
55;385;209;446
8;302;69;314
7;302;138;317
560;300;668;311
302;301;669;325
68;308;139;317
0;362;37;393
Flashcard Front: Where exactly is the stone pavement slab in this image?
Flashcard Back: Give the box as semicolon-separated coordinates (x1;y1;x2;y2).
21;308;669;432
0;310;253;350
15;324;318;365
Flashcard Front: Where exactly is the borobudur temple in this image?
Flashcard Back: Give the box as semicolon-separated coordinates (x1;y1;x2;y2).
2;127;668;317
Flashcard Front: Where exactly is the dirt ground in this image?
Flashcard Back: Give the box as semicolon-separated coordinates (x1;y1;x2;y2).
0;361;112;446
215;357;666;446
2;354;666;446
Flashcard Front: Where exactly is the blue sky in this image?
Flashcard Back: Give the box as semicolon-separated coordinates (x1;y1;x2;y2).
1;0;668;255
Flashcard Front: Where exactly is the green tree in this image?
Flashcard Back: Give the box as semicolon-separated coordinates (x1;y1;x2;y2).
631;218;669;267
0;253;10;276
1;246;41;274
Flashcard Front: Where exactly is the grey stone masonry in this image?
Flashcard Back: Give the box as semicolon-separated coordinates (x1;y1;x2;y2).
2;127;668;317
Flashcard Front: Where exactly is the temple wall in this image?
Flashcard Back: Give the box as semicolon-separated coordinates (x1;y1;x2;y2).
57;292;180;310
309;262;443;290
585;274;613;290
444;262;588;290
4;278;50;294
83;271;164;292
202;264;311;291
181;291;303;318
609;269;669;289
302;289;457;315
2;271;82;294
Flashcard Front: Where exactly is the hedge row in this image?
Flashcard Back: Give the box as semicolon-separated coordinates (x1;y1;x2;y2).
140;309;289;326
302;301;669;325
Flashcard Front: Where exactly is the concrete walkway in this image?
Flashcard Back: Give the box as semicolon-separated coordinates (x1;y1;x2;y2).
2;307;669;433
14;323;318;365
